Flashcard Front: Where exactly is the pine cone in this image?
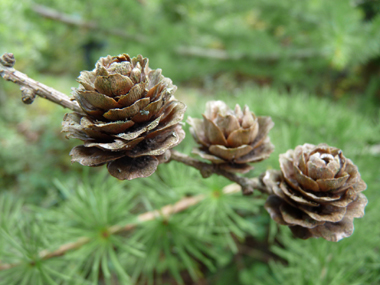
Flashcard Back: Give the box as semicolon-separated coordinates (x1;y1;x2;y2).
264;143;367;242
62;54;186;180
187;100;274;173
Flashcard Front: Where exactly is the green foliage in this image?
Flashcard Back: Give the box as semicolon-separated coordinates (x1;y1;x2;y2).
181;185;261;252
0;195;70;285
131;216;217;284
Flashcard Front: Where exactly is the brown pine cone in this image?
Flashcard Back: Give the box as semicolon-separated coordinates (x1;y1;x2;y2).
187;100;274;173
264;143;367;242
62;54;186;180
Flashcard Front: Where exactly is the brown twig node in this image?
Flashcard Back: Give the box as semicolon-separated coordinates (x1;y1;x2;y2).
21;86;37;104
0;53;15;67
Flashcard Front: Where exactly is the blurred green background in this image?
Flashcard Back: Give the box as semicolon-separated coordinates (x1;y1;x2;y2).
1;0;380;284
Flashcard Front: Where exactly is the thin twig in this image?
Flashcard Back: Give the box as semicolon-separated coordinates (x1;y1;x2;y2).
0;53;85;115
0;183;243;271
31;4;146;43
169;150;271;195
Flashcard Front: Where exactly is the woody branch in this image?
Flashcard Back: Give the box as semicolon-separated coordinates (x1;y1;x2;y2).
0;52;272;196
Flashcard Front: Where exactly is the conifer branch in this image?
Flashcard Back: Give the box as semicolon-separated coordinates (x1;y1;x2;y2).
0;52;273;196
0;183;243;271
0;53;85;115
